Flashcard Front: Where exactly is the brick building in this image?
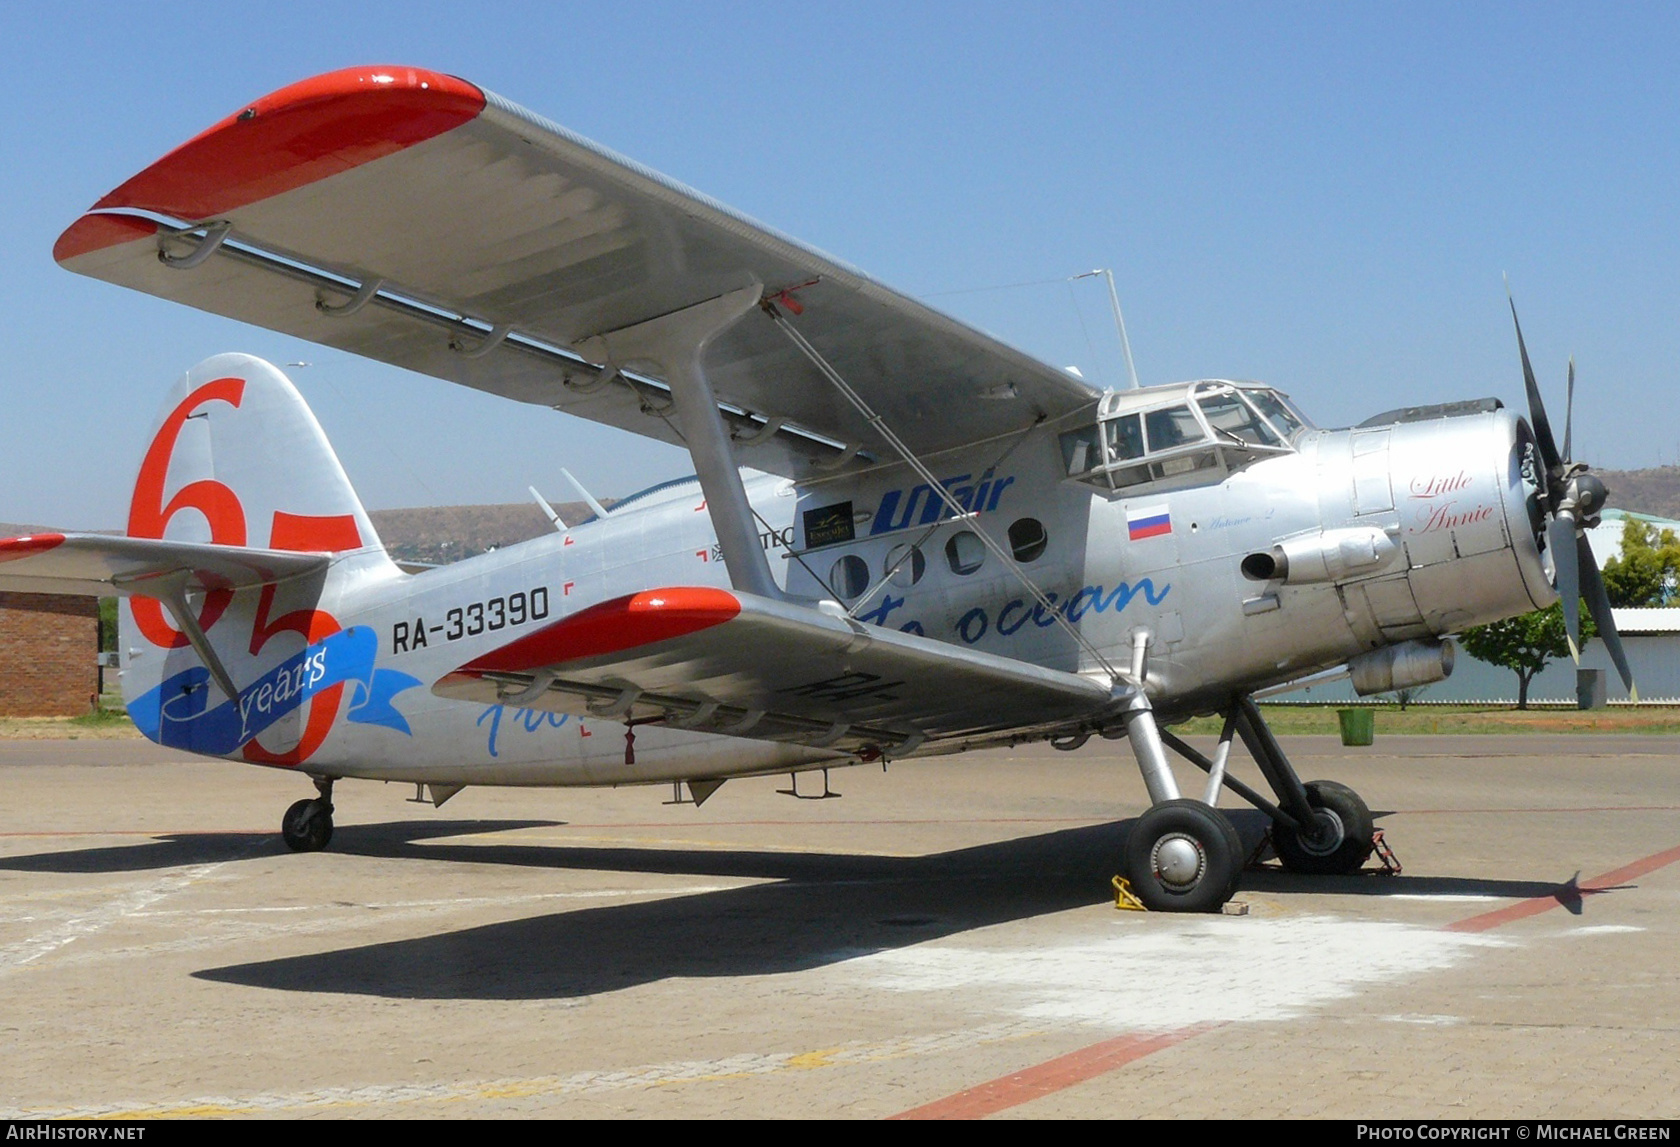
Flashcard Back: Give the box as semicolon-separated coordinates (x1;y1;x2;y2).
0;592;99;716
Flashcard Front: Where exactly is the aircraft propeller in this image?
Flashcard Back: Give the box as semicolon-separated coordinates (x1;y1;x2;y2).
1507;297;1635;697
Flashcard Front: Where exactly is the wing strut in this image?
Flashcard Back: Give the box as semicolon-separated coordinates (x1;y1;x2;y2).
155;581;240;702
761;300;1127;683
577;284;784;601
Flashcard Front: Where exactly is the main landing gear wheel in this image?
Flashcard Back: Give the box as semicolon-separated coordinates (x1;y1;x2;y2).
281;798;334;853
1123;799;1243;913
1271;780;1374;875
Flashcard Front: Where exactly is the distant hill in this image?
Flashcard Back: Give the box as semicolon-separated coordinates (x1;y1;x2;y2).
2;500;607;567
1595;467;1680;523
369;500;603;565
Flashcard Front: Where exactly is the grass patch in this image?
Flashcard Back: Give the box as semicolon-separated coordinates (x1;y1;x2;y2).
1172;704;1680;736
69;705;135;730
0;693;140;740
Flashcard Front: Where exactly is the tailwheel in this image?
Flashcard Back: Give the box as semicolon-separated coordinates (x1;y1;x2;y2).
1270;780;1373;875
281;797;334;853
1123;799;1243;913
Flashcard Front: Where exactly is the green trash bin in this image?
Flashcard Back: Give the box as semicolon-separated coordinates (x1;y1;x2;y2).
1337;708;1374;746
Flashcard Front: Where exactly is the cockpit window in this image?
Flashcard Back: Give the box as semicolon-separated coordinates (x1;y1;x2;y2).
1059;381;1302;496
1060;424;1102;476
1198;391;1281;447
1107;413;1145;461
1144;405;1204;451
1246;389;1306;441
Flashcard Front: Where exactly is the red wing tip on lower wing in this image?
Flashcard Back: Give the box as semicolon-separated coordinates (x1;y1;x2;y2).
88;65;487;222
454;587;743;676
0;534;67;562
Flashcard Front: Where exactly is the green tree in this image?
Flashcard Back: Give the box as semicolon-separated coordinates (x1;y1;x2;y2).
1602;519;1680;607
98;597;118;653
1458;602;1596;710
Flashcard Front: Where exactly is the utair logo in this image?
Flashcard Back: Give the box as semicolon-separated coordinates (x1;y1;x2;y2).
869;471;1016;535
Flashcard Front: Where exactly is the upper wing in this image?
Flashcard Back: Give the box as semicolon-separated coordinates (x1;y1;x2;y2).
55;66;1100;478
0;532;328;598
433;587;1115;757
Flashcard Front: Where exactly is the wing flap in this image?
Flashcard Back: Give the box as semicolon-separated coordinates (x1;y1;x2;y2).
0;533;329;598
433;587;1114;753
57;66;1101;476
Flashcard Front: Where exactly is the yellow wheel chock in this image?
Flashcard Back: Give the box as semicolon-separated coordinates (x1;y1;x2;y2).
1112;875;1148;911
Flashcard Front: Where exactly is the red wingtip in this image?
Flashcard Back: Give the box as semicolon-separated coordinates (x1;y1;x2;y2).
457;588;742;676
52;213;160;264
91;65;486;221
0;534;66;563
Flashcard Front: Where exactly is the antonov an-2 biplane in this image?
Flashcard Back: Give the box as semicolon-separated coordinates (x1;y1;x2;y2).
0;66;1629;911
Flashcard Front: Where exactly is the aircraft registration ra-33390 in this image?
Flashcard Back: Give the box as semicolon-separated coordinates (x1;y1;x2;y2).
0;66;1631;912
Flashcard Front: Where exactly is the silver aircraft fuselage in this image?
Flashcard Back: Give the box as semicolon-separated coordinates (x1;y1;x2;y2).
162;382;1547;790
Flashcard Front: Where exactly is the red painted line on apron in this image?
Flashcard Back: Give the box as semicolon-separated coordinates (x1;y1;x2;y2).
1395;806;1680;816
893;840;1680;1119
1446;840;1680;933
890;1026;1210;1120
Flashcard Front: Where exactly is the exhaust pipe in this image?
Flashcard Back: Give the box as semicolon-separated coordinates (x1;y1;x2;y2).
1242;526;1398;585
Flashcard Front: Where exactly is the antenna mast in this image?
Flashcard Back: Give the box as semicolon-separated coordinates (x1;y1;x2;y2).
1073;268;1142;390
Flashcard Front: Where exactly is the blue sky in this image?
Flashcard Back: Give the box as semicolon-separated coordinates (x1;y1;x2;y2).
5;2;1678;526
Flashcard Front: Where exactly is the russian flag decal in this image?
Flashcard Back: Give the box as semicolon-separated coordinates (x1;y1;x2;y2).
1127;504;1172;541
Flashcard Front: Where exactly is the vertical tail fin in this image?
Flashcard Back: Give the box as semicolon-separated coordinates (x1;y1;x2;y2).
127;353;389;562
120;354;403;764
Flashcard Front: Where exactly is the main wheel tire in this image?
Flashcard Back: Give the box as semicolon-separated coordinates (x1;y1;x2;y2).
1271;780;1373;875
281;798;334;853
1123;799;1242;913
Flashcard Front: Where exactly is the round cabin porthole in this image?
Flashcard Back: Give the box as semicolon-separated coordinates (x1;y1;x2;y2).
830;553;870;599
1008;517;1048;563
945;531;985;576
886;543;926;587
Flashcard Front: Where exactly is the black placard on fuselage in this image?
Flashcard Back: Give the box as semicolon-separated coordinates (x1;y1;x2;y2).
803;501;855;548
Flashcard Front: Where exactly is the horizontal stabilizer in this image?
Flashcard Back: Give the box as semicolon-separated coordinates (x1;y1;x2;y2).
435;587;1114;756
0;532;329;598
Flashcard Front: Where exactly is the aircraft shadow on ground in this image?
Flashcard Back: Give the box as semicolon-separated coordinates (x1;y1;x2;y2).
183;810;1615;1002
0;811;1620;1001
194;818;1129;1001
0;821;564;874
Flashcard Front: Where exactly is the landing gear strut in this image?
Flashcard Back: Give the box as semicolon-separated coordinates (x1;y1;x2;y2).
1117;691;1376;909
1116;694;1243;912
281;776;335;853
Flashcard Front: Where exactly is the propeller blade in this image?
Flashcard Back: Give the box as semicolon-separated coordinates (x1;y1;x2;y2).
1508;293;1562;473
1577;533;1636;698
1548;516;1581;661
1563;356;1575;464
